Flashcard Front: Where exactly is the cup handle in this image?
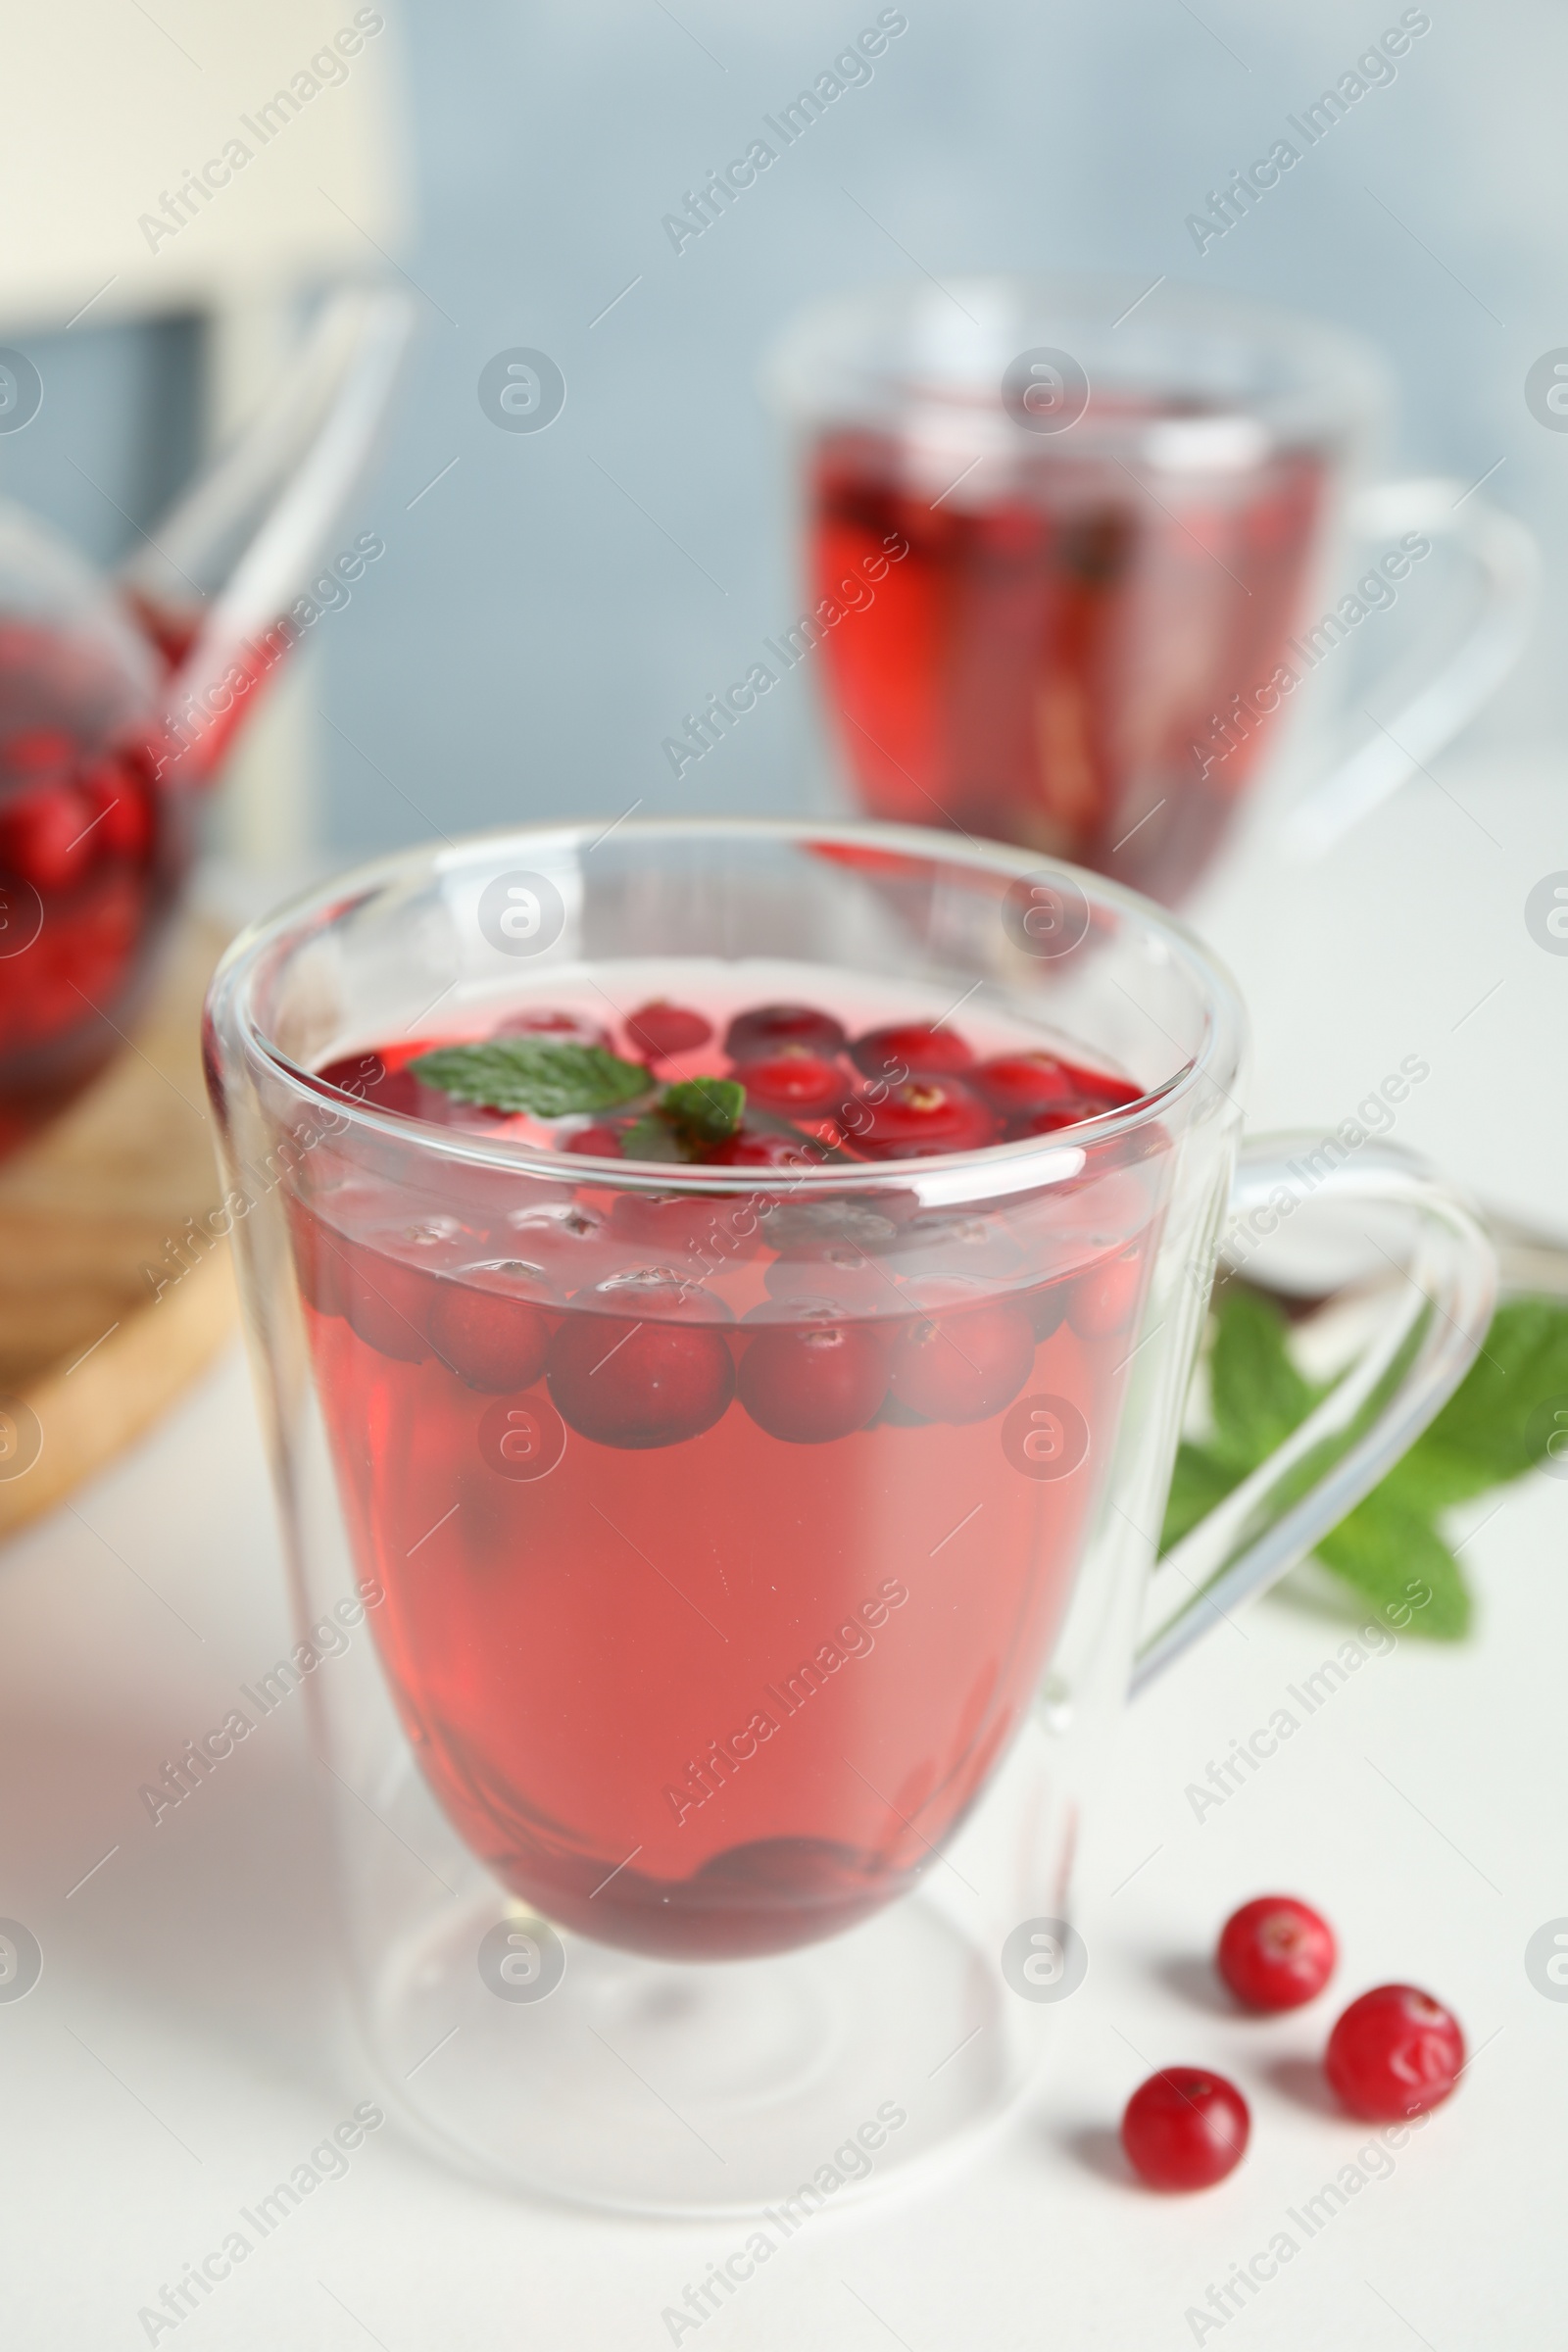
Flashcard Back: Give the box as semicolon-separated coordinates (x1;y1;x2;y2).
1132;1135;1496;1692
1281;475;1540;859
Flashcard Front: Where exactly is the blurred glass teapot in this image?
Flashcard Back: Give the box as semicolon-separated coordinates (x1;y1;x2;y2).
0;287;410;1159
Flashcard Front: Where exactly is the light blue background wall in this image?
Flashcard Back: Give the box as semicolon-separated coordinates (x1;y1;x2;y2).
3;0;1563;856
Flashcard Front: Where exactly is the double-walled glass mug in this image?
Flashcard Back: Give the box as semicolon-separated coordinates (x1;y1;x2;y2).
204;819;1494;2215
766;277;1537;903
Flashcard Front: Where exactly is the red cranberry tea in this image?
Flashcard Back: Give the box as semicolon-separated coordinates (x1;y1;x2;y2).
808;415;1326;904
289;964;1169;1961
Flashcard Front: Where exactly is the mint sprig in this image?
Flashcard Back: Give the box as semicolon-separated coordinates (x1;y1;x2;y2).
1160;1285;1568;1639
409;1037;652;1118
622;1075;746;1163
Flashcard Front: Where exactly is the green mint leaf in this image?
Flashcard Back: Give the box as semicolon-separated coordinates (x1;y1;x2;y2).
618;1111;688;1163
617;1075;748;1165
1380;1296;1568;1512
1160;1441;1248;1551
661;1077;745;1145
1314;1492;1472;1641
1208;1283;1319;1465
409;1038;651;1118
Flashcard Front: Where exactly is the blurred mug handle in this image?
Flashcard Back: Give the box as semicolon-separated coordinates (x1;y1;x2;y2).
1132;1136;1496;1692
1282;476;1539;859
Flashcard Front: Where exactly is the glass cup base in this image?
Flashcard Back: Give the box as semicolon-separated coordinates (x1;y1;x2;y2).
366;1885;1042;2217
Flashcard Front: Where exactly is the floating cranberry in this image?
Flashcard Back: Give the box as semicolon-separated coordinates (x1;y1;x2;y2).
492;1007;610;1048
286;1199;342;1317
973;1051;1078;1117
3;727;75;777
337;1239;439;1362
723;1003;846;1062
1024;1279;1070;1340
612;1189;760;1263
850;1021;974;1081
1006;1095;1119;1141
547;1291;734;1447
625;1000;713;1058
1121;2069;1250;2191
561;1123;624;1156
889;1298;1034;1423
1217;1896;1337;2012
0;783;95;891
1067;1247;1145;1339
706;1124;821;1169
1324;1984;1465;2121
763;1247;893;1317
732;1048;844;1115
78;760;152;858
1062;1058;1141;1112
738;1306;889;1443
844;1078;996;1159
317;1052;418;1115
427;1276;552;1393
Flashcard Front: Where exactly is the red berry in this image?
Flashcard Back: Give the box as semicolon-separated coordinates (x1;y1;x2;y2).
1060;1058;1141;1113
1121;2069;1250;2191
492;1007;610;1048
1217;1896;1337;2012
1007;1095;1122;1141
738;1306;890;1443
78;759;153;858
547;1290;734;1447
611;1189;761;1262
850;1021;974;1081
337;1239;439;1362
3;726;75;777
763;1247;893;1317
1067;1246;1146;1338
287;1199;342;1317
724;1002;846;1061
889;1298;1034;1423
318;1052;420;1118
705;1124;821;1169
427;1273;552;1393
0;783;95;890
1324;1984;1465;2121
732;1048;843;1114
973;1052;1079;1117
625;999;713;1058
844;1078;996;1159
561;1123;623;1156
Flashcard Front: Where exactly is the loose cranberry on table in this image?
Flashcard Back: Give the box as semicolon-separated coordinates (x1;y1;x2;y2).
624;1000;712;1058
738;1307;890;1444
1324;1984;1465;2121
850;1020;975;1081
1121;2068;1250;2190
723;1002;847;1061
844;1077;997;1159
1216;1895;1337;2012
547;1292;735;1447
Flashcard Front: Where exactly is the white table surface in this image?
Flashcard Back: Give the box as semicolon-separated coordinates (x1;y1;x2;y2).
6;753;1568;2350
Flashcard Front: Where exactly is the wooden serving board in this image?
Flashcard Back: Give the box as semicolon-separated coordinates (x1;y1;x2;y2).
0;916;238;1540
